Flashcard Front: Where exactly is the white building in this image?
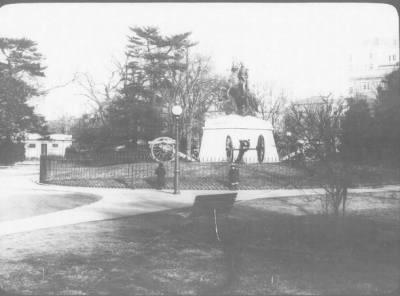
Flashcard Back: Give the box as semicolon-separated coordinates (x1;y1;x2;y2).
24;133;73;159
349;38;399;99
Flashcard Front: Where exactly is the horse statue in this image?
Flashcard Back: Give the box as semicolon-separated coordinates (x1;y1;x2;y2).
227;63;258;116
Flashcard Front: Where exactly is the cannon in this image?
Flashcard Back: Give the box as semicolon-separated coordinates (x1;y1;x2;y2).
225;134;265;163
148;137;176;162
148;137;197;162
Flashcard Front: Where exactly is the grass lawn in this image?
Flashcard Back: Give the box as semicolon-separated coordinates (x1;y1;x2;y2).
0;191;399;295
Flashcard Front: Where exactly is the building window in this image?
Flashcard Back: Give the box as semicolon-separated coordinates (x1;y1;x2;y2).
52;143;59;148
28;143;36;148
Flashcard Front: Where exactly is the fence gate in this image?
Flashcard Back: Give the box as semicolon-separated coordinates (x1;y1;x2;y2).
41;143;47;156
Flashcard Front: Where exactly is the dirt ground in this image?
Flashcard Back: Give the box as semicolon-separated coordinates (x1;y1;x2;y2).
0;191;399;295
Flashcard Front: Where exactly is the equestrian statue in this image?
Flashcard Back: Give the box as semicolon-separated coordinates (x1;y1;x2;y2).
226;63;258;116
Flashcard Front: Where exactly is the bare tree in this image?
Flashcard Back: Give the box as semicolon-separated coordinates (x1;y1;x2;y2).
253;86;287;131
77;71;122;127
42;72;79;94
182;57;221;156
285;96;350;216
47;114;78;134
160;54;222;156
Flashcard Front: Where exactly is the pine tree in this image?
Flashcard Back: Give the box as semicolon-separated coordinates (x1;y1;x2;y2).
111;27;194;142
375;69;400;165
0;38;47;163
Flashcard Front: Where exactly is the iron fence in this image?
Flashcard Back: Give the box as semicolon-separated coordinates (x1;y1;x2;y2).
39;152;400;190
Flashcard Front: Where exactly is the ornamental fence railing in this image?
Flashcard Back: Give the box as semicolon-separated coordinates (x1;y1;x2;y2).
39;152;400;190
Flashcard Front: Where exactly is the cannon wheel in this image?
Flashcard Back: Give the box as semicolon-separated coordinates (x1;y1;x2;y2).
226;135;234;162
256;135;265;163
149;137;175;162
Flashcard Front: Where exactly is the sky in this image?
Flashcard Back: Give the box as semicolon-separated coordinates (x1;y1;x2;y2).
0;2;398;120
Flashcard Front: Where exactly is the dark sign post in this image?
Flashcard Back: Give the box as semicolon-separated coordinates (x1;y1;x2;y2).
190;193;240;284
39;143;47;183
191;193;237;221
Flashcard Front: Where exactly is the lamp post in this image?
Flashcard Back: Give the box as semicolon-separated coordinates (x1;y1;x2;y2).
172;105;183;194
286;131;292;159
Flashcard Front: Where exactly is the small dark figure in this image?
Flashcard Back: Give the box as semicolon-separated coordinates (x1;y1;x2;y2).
228;164;239;190
155;162;166;189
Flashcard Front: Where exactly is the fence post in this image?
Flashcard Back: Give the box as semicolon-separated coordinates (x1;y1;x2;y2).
39;149;47;183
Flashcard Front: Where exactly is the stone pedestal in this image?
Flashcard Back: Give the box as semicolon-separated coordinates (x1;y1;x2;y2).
199;115;279;163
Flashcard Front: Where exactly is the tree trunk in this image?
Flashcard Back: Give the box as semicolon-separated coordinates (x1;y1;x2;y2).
332;186;342;217
333;204;340;217
186;120;193;157
342;187;347;216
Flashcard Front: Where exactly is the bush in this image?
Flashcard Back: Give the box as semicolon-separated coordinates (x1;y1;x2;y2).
0;140;25;165
63;147;154;166
65;146;79;160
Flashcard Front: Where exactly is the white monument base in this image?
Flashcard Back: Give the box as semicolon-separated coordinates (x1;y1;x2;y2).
199;115;280;163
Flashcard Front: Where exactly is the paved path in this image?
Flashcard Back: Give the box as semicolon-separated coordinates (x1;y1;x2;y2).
1;162;400;236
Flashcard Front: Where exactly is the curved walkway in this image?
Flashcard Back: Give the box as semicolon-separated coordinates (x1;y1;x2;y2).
1;162;399;236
